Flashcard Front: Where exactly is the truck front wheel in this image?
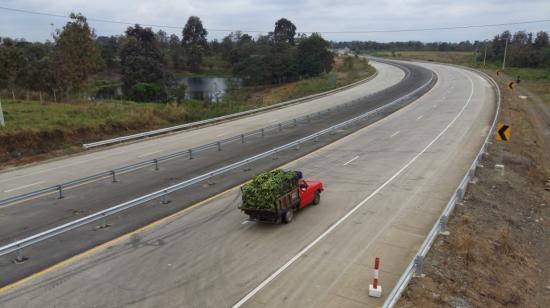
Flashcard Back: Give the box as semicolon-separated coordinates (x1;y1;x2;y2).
282;210;294;224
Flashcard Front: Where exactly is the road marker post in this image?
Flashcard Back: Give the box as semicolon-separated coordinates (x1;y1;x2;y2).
369;257;383;298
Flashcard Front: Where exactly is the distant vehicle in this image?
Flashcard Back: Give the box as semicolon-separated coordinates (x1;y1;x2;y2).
239;170;324;224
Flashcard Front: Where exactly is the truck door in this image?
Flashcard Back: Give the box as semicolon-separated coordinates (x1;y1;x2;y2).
298;180;313;208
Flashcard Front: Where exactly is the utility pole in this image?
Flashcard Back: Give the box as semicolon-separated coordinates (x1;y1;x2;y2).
483;41;488;68
0;98;5;127
502;38;509;70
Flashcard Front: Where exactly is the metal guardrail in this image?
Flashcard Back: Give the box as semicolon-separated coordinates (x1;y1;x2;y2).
82;71;379;149
0;65;401;208
0;70;435;261
382;68;501;307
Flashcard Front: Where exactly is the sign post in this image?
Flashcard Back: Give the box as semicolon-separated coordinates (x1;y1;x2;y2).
0;98;5;127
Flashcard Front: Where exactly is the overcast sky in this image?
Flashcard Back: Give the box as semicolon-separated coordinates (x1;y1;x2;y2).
1;0;549;43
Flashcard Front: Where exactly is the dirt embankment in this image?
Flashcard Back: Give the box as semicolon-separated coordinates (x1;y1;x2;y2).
0;110;188;167
397;73;550;307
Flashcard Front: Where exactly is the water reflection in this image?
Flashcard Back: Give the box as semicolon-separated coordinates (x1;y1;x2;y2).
92;77;242;102
180;77;242;102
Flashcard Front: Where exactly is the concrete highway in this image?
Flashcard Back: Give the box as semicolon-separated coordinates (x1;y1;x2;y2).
0;60;433;287
0;60;496;307
0;61;404;200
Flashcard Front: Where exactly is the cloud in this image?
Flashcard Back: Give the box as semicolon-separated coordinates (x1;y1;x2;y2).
1;0;549;42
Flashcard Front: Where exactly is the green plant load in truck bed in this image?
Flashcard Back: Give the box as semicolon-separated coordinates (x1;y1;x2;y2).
241;169;297;210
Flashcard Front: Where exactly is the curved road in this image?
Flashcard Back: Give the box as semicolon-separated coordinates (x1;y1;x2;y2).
0;60;433;287
0;60;496;307
0;61;404;200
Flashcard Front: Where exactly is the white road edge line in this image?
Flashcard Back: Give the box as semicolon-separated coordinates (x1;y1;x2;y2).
4;181;45;193
241;220;249;225
343;156;359;166
416;115;423;121
232;73;475;308
390;130;401;138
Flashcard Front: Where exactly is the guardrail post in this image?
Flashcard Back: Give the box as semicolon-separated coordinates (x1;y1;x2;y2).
14;246;28;264
439;215;450;235
188;149;193;159
153;159;159;171
317;111;321;118
293;119;297;127
306;115;311;123
97;213;110;229
111;170;118;183
456;187;465;200
278;123;282;131
57;185;64;199
261;128;265;137
413;255;424;277
161;191;171;204
241;134;245;143
468;167;476;178
314;135;320;142
294;142;301;151
217;141;222;151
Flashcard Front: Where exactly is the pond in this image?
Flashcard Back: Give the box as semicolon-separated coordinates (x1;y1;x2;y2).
179;77;242;102
92;77;242;102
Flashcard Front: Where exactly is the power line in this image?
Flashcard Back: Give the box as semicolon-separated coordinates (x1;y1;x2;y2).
1;5;550;34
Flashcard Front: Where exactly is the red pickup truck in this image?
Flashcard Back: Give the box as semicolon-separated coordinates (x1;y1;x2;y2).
240;170;324;224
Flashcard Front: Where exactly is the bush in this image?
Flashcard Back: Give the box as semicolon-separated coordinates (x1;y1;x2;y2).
127;83;163;102
173;83;186;103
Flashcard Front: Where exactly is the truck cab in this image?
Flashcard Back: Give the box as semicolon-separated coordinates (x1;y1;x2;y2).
298;179;323;208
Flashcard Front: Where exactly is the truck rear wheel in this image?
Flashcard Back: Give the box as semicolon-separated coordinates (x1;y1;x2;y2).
282;209;294;224
312;191;321;205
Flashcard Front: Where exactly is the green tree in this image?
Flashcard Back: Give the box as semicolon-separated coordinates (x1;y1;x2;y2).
169;34;184;69
97;36;120;69
182;16;208;47
53;13;100;94
128;82;162;102
120;25;169;100
297;33;334;77
274;18;297;45
182;16;208;72
0;38;25;96
534;31;549;49
15;42;55;94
